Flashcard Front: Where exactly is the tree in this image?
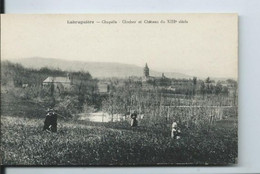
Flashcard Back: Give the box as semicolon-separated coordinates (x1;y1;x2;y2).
205;77;213;94
205;77;211;83
193;77;197;85
70;71;96;111
200;81;206;97
214;81;222;95
193;77;197;95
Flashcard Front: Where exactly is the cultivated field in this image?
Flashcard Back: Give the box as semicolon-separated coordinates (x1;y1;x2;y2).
1;114;237;165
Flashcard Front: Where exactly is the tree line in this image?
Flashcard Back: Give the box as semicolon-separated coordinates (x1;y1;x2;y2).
1;61;100;118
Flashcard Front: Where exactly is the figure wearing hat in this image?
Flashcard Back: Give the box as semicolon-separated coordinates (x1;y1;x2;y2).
130;110;138;127
43;108;58;132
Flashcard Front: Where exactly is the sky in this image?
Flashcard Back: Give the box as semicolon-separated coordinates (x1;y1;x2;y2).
1;14;238;79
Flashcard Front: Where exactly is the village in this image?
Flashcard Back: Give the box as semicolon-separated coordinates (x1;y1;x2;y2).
34;63;237;125
40;63;236;96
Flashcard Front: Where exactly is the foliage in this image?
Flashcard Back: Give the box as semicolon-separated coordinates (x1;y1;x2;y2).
1;61;66;87
101;80;237;129
1;61;99;117
54;96;80;119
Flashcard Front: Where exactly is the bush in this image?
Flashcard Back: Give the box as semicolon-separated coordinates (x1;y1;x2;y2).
54;96;80;119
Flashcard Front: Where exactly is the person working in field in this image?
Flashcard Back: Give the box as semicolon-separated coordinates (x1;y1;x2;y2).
130;110;138;127
43;108;58;132
171;120;181;139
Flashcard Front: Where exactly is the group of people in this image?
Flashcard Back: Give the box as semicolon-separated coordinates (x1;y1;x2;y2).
43;109;181;139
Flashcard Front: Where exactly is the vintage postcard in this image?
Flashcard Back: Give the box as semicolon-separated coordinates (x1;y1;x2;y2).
0;14;238;166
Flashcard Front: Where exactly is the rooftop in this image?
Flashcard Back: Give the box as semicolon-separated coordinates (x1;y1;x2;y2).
43;77;71;83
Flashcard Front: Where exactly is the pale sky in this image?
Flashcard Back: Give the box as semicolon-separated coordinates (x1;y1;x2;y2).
1;14;238;78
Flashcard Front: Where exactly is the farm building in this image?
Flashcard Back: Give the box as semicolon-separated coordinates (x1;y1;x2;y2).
97;82;110;94
42;74;73;93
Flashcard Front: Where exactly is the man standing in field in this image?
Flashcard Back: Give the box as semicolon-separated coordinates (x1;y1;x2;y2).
43;108;58;132
130;110;138;127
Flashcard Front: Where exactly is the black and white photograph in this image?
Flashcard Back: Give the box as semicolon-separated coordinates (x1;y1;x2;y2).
0;14;238;166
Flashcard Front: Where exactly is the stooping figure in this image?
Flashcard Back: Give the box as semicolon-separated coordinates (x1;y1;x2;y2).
43;108;58;132
130;111;138;127
171;120;181;139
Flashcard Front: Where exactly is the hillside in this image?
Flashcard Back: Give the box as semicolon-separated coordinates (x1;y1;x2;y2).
10;57;191;79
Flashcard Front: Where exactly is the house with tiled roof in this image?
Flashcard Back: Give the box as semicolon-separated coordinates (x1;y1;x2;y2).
42;74;73;93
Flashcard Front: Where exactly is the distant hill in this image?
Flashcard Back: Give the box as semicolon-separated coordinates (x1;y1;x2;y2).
9;57;191;79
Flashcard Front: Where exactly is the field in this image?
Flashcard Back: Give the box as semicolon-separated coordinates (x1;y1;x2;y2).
1;115;237;166
1;91;237;166
0;87;238;166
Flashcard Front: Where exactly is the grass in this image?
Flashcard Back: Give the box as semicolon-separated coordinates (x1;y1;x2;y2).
1;92;46;118
1;115;237;166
